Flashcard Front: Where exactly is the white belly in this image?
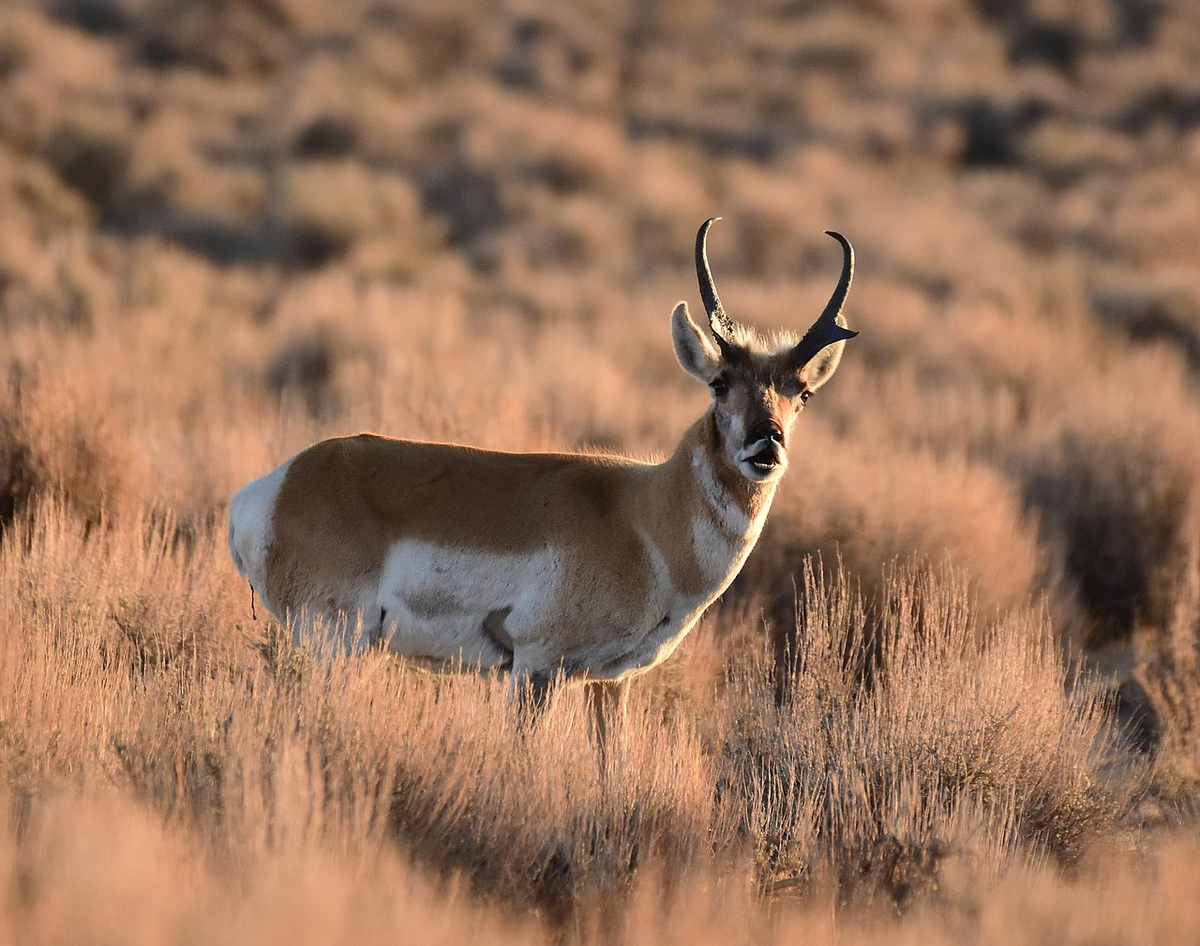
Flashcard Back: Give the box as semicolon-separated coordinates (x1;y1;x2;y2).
376;540;563;667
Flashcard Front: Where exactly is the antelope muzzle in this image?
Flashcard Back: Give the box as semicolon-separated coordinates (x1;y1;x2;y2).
736;419;787;481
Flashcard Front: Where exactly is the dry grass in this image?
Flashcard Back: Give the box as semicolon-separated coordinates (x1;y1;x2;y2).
0;505;1145;941
1;0;1199;940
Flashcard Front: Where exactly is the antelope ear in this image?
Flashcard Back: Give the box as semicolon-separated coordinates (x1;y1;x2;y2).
799;336;847;390
671;301;721;383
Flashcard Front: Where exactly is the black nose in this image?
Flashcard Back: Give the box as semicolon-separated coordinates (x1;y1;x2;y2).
749;420;784;445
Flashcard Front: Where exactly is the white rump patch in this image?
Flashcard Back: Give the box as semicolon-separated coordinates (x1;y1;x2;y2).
227;459;292;614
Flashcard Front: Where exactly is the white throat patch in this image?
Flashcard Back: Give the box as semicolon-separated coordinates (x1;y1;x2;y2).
691;445;751;535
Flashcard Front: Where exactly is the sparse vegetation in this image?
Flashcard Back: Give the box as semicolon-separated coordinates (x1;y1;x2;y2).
1;0;1199;942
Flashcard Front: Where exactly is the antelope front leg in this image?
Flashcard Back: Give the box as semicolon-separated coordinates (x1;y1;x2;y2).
586;679;630;762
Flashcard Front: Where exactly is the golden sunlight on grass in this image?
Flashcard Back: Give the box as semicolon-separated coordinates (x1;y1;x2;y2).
1;0;1199;941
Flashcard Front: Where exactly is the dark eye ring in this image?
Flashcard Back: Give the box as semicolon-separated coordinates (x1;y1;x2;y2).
710;378;729;398
800;390;812;404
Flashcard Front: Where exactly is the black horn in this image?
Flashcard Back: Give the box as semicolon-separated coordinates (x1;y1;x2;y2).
695;217;740;358
791;231;858;367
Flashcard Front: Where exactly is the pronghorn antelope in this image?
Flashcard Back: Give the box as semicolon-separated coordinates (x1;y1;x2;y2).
228;218;856;726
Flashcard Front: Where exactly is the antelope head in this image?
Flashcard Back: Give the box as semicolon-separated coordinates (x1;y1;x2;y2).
671;217;857;483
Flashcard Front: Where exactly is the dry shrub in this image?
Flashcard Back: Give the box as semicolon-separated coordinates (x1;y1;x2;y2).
0;791;533;946
0;149;92;241
618;831;1200;946
265;323;341;417
121;109;266;230
4;792;1199;946
722;562;1128;907
0;368;136;532
0;502;714;921
1092;280;1200;372
120;0;308;76
384;684;714;920
278;160;425;268
1134;539;1200;797
743;429;1046;636
0;502;1139;929
0;10;131;208
1021;428;1200;648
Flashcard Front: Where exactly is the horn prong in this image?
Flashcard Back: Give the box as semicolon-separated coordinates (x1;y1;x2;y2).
791;231;858;367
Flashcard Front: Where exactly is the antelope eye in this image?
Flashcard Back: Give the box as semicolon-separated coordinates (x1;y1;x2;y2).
710;378;729;398
800;390;813;404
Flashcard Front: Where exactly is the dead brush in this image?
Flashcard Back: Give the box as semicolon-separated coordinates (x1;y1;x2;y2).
719;560;1133;908
1021;428;1200;648
0;366;136;535
1137;534;1200;803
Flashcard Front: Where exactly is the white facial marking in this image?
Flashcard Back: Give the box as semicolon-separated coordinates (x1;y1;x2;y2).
727;412;745;450
691;445;751;534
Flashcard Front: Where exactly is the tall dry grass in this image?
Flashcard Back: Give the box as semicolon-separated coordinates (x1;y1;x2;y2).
1;0;1199;940
0;501;1143;941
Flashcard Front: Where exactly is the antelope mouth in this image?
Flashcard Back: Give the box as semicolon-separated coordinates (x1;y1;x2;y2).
736;441;787;481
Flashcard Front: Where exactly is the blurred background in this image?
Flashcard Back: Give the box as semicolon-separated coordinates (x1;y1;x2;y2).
1;0;1198;785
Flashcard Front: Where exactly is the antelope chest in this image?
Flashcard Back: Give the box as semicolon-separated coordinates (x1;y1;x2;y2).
582;511;768;682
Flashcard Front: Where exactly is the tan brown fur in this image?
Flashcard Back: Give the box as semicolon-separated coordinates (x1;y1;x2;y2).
264;410;770;646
